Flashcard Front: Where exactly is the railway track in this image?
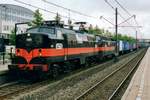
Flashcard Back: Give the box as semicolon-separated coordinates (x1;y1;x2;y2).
19;49;145;100
75;49;146;100
0;49;145;100
0;79;55;100
0;81;31;100
0;81;19;89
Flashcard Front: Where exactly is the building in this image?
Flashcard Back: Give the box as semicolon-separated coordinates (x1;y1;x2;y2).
0;4;33;41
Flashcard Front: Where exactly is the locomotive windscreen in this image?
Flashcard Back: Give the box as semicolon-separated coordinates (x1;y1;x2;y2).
16;33;49;49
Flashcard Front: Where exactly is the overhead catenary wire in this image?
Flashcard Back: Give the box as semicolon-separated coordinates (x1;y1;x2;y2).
114;0;141;28
114;0;142;40
104;0;126;24
100;16;115;26
14;0;80;22
104;0;138;35
15;0;116;30
104;0;115;10
104;0;139;38
118;15;135;25
15;0;111;28
42;0;142;37
15;0;141;35
113;0;141;31
114;0;132;16
42;0;98;19
114;0;142;38
104;0;131;25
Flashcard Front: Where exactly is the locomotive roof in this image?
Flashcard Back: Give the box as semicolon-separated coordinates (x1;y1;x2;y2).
26;26;113;40
19;20;112;40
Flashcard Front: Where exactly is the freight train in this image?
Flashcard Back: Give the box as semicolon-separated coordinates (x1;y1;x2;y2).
8;20;139;78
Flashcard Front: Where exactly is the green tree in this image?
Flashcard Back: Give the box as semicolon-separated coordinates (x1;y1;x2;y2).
88;24;94;34
93;25;102;35
9;29;16;45
104;30;112;37
117;34;123;40
122;35;128;41
101;28;105;33
113;34;136;42
29;9;43;27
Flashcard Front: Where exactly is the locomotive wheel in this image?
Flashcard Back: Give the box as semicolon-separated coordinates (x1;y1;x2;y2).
36;71;47;81
8;70;20;80
69;60;80;70
51;64;60;78
84;58;91;67
63;62;72;73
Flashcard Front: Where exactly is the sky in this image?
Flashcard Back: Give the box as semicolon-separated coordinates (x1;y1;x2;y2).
0;0;150;39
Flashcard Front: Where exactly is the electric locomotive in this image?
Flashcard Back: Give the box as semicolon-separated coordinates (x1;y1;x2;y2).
8;20;115;77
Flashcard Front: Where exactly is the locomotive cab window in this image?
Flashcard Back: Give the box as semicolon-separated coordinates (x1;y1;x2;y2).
27;27;55;34
56;30;64;39
96;36;101;42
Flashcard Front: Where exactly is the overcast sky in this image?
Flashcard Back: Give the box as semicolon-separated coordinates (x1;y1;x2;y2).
1;0;150;39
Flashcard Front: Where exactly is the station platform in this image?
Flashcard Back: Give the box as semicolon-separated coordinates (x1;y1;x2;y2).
122;47;150;100
0;63;8;71
0;60;9;75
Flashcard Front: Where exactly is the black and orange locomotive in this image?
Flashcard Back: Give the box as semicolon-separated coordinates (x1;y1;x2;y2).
8;21;115;77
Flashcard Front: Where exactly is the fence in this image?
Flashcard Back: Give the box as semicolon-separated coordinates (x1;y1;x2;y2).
0;47;14;64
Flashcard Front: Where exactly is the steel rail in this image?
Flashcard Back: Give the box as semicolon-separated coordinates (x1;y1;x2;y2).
108;50;146;100
75;49;145;100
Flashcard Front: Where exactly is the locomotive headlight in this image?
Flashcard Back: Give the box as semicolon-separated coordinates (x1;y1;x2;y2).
26;33;32;42
27;33;30;37
38;49;42;56
39;53;42;56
